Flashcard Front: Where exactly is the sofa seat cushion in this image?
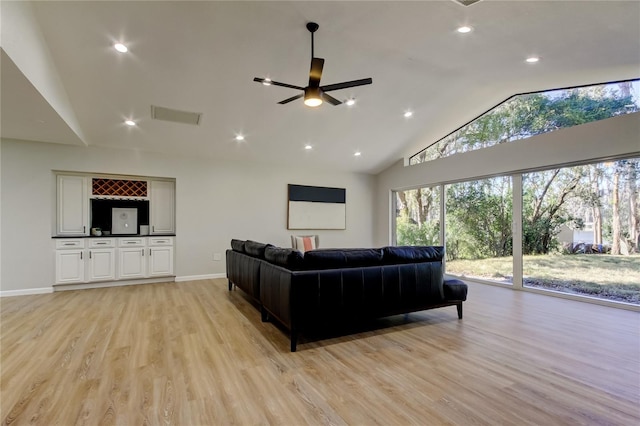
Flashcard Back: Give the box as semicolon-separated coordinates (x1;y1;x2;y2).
245;240;272;259
265;246;304;270
382;246;444;264
231;239;246;253
302;248;384;270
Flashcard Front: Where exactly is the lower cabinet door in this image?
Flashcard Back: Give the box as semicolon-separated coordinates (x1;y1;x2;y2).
148;246;174;277
118;247;147;279
55;250;85;284
88;249;115;281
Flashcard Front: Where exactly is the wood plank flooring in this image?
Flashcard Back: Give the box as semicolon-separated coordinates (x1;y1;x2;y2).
1;279;639;425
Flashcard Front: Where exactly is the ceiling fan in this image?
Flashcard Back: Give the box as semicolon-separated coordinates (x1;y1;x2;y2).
253;22;372;107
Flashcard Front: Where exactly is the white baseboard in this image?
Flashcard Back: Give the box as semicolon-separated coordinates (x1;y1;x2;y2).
54;276;175;292
175;273;226;282
0;275;226;296
0;287;54;297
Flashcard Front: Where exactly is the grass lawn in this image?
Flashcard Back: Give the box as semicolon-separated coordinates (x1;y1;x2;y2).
447;254;640;304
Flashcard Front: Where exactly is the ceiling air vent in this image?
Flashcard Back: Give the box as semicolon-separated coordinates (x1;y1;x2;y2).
452;0;482;6
151;105;202;126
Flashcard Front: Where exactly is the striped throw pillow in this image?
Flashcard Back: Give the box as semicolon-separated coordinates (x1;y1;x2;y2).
295;236;317;253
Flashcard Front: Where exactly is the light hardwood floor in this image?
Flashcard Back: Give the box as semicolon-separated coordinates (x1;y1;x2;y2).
1;279;639;425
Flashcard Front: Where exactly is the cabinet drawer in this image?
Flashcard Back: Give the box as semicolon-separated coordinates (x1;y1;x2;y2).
89;238;115;248
55;239;85;249
118;238;145;247
148;237;174;246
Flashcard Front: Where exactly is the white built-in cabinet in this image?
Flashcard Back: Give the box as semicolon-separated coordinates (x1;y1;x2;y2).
54;237;174;285
57;175;89;236
54;172;176;287
55;239;85;283
117;237;147;279
148;237;174;277
87;238;116;281
150;180;176;234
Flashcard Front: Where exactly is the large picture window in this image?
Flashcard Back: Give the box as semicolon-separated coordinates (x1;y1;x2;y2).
522;159;640;304
393;158;639;306
445;177;513;284
410;79;639;165
394;186;441;246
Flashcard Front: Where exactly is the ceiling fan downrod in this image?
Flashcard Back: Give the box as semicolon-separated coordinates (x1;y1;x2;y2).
307;22;319;59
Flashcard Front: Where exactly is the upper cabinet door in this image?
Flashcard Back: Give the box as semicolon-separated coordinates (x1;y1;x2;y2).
57;175;88;235
150;180;175;234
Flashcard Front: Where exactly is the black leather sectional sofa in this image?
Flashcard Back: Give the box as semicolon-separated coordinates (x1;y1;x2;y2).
226;239;468;351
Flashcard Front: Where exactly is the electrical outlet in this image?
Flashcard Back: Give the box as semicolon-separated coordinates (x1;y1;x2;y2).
213;253;222;261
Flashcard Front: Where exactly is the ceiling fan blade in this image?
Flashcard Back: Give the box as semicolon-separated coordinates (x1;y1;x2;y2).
321;78;373;92
321;92;342;106
309;58;324;87
278;93;304;105
253;77;305;91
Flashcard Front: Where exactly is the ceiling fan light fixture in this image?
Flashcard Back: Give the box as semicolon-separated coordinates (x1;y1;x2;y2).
262;78;272;86
304;87;323;107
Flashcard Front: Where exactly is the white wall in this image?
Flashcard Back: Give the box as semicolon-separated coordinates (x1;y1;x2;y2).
0;139;375;292
1;1;85;143
374;112;640;247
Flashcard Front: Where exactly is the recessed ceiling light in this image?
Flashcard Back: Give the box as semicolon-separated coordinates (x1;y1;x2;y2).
305;144;312;150
457;26;473;34
114;43;128;53
262;78;272;86
354;151;361;157
124;120;136;126
345;98;356;106
404;111;413;118
235;134;245;141
526;56;540;63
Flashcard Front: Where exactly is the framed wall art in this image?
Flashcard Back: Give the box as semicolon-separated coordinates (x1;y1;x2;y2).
287;184;346;230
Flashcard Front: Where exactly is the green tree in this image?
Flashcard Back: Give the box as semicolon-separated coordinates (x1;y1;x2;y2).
446;177;512;259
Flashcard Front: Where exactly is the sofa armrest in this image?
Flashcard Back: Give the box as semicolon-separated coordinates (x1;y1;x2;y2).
443;279;468;301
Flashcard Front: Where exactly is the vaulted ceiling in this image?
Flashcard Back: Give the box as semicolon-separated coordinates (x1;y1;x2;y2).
2;1;639;174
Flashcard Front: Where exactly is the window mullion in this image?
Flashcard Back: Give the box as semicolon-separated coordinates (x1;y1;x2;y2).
512;174;523;289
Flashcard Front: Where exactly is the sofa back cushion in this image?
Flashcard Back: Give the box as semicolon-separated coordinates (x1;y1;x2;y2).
231;239;246;253
265;246;305;270
382;246;444;264
244;240;272;259
303;248;384;270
